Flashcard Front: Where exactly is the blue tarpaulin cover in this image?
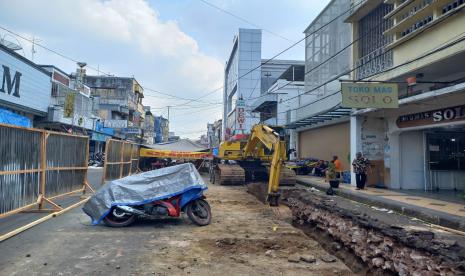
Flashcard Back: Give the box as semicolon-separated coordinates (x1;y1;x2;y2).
82;163;207;224
0;108;31;128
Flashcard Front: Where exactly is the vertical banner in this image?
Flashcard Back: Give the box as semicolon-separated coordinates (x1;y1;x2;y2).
235;99;246;130
64;93;75;118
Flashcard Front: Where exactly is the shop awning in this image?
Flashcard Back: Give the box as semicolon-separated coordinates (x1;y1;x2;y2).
0;107;31;128
90;131;113;142
251;93;278;112
143;139;208;152
286;106;352;129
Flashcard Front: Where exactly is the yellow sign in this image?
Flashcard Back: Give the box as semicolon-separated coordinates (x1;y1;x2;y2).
341;82;398;108
64;93;75;117
140;148;210;160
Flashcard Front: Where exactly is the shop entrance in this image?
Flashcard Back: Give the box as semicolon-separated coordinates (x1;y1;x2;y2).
426;128;465;191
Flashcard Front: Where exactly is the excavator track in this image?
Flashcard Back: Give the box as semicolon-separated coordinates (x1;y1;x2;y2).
265;166;296;186
279;167;296;186
216;164;245;186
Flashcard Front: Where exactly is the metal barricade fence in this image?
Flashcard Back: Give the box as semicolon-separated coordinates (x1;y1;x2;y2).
0;123;93;218
102;139;140;184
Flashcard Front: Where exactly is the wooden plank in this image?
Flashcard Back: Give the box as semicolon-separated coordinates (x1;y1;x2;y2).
83;136;90;191
119;141;124;179
46;166;88;171
0;198;90;242
45;129;89;139
0;202;38;219
42;197;63;210
48;188;86;200
105;161;132;165
129;144;134;176
0;169;41;175
0;123;44;133
39;132;47;210
101;138;110;185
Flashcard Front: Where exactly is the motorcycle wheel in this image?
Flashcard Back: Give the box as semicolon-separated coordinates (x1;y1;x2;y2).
103;207;136;227
186;199;211;226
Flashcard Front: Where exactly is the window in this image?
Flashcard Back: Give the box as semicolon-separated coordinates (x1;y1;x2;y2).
427;133;465;170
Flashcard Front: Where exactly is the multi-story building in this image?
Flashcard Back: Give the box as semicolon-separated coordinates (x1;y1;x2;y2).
284;0;353;170
0;43;51;128
39;65;97;131
251;64;305;153
344;0;465;191
143;106;155;145
223;29;262;140
84;75;145;142
212;119;222;145
222;28;307;140
154;115;169;143
38;64;115;155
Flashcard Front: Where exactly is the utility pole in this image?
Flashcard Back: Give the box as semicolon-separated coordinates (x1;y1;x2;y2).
31;36;40;61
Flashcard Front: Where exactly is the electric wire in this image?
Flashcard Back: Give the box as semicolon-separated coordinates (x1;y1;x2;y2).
198;0;294;42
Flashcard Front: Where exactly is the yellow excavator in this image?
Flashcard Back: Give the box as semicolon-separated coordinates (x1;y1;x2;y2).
211;124;296;206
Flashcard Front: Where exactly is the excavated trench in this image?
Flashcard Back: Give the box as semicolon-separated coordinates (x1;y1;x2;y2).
247;183;465;275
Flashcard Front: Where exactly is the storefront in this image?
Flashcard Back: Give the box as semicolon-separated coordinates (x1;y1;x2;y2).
353;88;465;191
298;121;351;170
394;103;465;191
0;44;51;127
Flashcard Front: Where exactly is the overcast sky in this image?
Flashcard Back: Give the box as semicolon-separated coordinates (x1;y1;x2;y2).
0;0;330;139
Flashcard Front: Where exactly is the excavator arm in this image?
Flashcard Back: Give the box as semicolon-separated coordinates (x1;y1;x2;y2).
243;125;286;206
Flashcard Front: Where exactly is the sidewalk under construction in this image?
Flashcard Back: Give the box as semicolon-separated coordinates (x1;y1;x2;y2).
296;175;465;232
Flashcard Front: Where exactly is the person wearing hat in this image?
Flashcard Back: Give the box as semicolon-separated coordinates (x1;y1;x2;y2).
352;152;370;190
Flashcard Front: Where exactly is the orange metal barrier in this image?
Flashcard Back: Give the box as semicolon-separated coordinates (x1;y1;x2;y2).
101;139;140;184
0;123;93;219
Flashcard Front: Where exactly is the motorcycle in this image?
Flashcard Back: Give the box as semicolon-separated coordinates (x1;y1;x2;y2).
103;192;211;227
83;163;211;228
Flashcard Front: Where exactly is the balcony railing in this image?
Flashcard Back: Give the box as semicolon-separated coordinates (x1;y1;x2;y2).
356;48;393;79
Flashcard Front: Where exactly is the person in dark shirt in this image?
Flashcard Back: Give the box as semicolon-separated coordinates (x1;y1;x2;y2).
352;152;370;190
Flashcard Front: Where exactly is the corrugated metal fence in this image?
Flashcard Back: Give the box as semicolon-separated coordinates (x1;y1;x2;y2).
102;139;140;183
0;123;92;217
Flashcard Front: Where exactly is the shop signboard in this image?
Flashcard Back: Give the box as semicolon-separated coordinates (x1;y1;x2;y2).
397;104;465;128
0;47;51;114
123;127;141;135
341;82;398;108
63;93;75;118
139;148;211;160
235;99;246;130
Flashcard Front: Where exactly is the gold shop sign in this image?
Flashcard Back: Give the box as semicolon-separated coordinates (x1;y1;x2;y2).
341;82;398;108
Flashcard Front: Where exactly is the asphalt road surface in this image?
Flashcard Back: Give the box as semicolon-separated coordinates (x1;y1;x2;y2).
0;169;350;275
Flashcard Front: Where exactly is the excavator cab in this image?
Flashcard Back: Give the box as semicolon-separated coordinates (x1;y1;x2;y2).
212;124;296;206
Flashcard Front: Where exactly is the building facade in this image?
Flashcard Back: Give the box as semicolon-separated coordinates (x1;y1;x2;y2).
84;75;145;142
143;106;155;145
285;0;353;170
154;115;169;143
222;29;309;141
346;0;465;190
0;44;52;127
222;29;262;140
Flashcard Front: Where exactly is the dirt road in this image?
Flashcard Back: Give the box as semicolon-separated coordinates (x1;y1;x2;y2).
0;177;350;275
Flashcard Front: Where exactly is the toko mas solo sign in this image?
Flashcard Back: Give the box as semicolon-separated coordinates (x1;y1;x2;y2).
341;82;399;109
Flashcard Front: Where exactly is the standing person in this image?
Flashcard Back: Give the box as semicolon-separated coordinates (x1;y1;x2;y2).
333;155;342;179
352;152;370;190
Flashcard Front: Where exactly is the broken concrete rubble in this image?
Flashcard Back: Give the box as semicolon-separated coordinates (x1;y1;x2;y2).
283;189;465;275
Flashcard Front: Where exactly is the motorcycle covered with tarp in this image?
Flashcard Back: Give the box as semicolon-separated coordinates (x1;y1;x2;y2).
83;163;211;227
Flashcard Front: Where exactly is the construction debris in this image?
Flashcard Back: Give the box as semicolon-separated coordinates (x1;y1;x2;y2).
284;189;465;275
